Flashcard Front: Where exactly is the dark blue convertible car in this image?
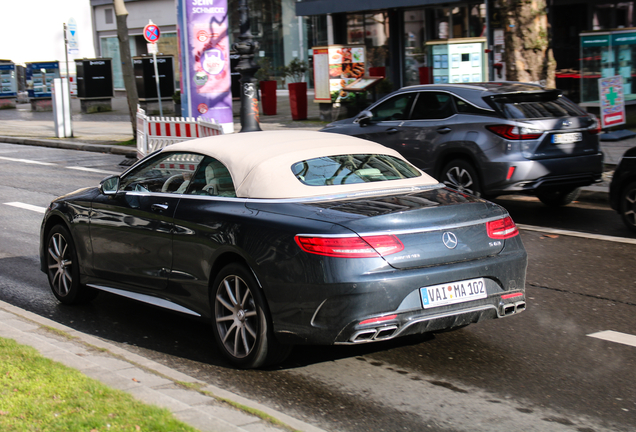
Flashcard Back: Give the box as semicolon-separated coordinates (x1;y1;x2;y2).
40;131;527;368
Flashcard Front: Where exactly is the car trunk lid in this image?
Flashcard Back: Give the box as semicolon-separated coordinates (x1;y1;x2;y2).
300;187;507;269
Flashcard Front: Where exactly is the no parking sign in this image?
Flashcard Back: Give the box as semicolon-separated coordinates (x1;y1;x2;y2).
144;22;161;43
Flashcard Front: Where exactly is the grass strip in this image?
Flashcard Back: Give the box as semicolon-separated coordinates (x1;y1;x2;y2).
0;337;199;432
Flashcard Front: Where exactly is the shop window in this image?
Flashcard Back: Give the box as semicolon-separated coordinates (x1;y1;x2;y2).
432;8;450;40
469;4;486;37
404;9;427;86
452;6;467;38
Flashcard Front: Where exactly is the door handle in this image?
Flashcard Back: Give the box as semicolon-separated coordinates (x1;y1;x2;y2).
151;203;169;212
386;128;399;134
437;127;451;134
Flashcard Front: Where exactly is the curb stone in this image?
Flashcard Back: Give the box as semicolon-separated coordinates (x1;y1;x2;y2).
0;299;326;432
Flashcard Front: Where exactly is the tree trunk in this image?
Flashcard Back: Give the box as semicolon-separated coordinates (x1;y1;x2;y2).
114;0;138;140
503;0;556;88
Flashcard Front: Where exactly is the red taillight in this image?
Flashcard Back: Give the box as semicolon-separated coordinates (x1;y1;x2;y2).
295;235;404;258
588;116;601;135
506;166;516;180
359;314;398;325
487;216;519;239
501;292;523;300
486;125;543;140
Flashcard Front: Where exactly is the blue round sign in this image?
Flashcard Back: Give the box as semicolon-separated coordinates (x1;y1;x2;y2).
144;24;160;43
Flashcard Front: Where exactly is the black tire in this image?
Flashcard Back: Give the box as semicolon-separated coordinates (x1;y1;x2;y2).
536;187;581;207
440;159;482;196
211;263;291;369
619;181;636;232
45;225;98;305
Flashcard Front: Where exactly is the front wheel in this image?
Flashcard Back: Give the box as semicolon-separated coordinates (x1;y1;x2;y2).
211;263;291;369
619;181;636;232
440;159;482;196
45;225;98;305
536;187;581;207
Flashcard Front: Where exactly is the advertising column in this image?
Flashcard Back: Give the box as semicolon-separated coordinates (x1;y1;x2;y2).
177;0;233;133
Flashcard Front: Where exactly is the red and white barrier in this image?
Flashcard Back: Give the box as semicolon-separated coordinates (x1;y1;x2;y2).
136;105;223;158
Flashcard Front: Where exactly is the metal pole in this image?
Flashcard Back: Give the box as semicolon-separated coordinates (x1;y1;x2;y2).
232;0;262;132
62;23;73;137
152;50;163;117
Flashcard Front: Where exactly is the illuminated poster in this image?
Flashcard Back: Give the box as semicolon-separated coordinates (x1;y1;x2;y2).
599;75;626;128
177;0;233;133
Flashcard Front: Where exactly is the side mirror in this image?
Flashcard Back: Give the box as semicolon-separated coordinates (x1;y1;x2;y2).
99;175;120;195
354;110;373;126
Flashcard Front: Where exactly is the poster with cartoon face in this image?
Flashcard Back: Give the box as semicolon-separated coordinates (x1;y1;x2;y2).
179;1;232;127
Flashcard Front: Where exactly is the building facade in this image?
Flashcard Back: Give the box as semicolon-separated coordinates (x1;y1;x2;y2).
89;0;636;102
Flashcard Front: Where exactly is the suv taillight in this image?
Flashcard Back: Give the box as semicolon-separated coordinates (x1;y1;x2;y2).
486;125;543;140
295;235;404;258
588;115;601;135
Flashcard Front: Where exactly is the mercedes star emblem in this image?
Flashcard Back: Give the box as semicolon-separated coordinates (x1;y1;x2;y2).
442;232;458;249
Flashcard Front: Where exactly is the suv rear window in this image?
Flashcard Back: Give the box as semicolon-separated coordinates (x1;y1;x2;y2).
291;154;421;186
489;90;586;120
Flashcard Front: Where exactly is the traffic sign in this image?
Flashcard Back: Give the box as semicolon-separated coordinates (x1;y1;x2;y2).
144;22;161;43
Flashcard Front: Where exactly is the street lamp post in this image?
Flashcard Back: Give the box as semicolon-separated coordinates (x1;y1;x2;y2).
233;0;262;132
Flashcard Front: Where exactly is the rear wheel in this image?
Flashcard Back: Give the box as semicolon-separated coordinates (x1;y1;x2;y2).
211;263;291;368
441;159;482;196
45;225;98;305
536;187;581;207
619;181;636;232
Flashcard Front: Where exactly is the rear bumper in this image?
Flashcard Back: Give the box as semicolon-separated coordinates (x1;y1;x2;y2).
271;237;527;345
483;152;603;195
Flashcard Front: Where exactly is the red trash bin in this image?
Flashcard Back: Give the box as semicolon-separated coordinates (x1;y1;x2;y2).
288;82;307;121
259;80;277;115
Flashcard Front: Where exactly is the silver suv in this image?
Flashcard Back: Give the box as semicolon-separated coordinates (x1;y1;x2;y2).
321;83;603;206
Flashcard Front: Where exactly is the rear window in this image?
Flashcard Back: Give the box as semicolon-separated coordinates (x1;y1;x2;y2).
291;154;421;186
490;91;586;120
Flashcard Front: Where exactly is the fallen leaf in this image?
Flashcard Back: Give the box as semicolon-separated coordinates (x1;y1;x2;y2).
544;234;559;239
0;411;9;416
132;378;140;383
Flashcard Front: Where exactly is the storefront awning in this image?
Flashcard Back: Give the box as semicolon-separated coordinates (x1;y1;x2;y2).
296;0;461;16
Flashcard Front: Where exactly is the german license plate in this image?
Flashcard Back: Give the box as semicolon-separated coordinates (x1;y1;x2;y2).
420;278;487;309
552;132;582;144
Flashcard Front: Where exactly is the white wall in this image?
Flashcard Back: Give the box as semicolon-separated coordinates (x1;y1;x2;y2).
0;0;96;73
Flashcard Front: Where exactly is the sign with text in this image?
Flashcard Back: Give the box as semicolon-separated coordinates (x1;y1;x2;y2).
599;75;626;128
176;0;233;132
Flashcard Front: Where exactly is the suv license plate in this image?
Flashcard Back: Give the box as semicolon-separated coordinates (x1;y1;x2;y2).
420;278;487;309
552;132;582;144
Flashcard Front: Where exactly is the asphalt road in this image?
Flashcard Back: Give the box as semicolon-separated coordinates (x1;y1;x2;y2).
1;143;635;432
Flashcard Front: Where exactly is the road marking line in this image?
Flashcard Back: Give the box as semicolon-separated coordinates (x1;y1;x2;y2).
0;156;54;165
588;330;636;348
3;202;46;213
66;166;119;175
518;224;636;245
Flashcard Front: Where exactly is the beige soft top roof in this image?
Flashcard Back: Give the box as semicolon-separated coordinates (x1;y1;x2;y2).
165;131;438;199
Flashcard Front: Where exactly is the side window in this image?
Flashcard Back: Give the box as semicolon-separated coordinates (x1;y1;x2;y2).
370;93;416;122
410;92;454;120
119;152;203;193
188;156;236;197
454;96;491;115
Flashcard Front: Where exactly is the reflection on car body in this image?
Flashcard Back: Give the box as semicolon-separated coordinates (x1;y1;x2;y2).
40;131;527;369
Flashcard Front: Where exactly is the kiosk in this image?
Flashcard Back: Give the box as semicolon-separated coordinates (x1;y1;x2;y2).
133;55;175;115
26;61;60;112
75;58;114;113
0;61;18;109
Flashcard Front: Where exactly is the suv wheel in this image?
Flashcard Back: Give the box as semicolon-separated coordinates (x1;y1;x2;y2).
536;187;581;207
619;181;636;232
441;160;482;197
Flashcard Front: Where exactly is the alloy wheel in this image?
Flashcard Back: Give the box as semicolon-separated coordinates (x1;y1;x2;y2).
621;182;636;231
215;274;258;359
444;166;475;195
47;232;73;298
